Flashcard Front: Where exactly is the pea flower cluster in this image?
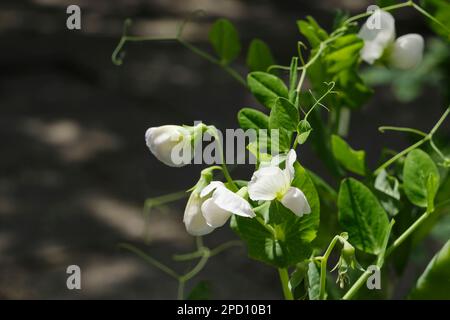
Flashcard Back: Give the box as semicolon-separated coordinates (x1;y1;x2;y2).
358;10;424;69
145;125;311;235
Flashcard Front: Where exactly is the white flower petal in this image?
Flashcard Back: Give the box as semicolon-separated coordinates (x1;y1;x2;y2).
248;166;290;201
200;181;225;198
358;10;396;64
183;193;215;236
285;149;297;180
145;125;192;167
201;198;233;228
212;187;256;218
280;187;311;217
389;34;424;70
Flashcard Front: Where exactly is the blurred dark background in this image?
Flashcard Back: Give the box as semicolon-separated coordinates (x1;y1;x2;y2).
0;0;448;299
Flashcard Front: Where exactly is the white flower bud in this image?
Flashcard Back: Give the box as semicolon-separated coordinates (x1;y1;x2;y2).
389;34;424;70
145;125;192;167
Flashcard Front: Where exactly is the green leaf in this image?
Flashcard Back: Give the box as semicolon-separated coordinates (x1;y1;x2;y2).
231;163;320;268
238;108;271;157
374;169;400;200
331;135;366;176
187;281;211;300
269;98;298;152
338;178;390;255
237;108;269;131
246;39;275;72
426;174;439;212
297;120;312;145
269;98;299;131
307;261;320;300
374;169;401;216
325;35;364;74
289;57;299;103
410;240;450;299
208;18;241;64
297;21;321;48
297;16;328;48
247;72;289;109
403;149;440;208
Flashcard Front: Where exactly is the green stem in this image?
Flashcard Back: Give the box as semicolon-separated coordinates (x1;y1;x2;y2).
118;243;179;279
295;38;334;93
342;269;372;300
144;191;187;209
209;240;242;256
176;247;211;300
255;216;276;235
180;248;210;282
178;40;247;87
344;1;413;25
378;126;428;137
337;107;351;137
344;1;450;36
173;250;204;261
292;136;299;150
430;107;450;135
278;268;294;300
374;135;429;176
411;2;450;35
305;83;335;120
267;64;292;72
430;139;449;162
294;35;338;98
319;235;340;300
222;165;238;191
374;107;450;175
173;240;242;261
296;68;307;96
207;126;239;192
293;81;336;150
111;19;247;88
195;236;204;250
385;210;431;258
143;190;188;243
177;280;185;300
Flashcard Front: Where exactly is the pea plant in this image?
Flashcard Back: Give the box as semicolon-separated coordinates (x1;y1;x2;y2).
113;0;450;300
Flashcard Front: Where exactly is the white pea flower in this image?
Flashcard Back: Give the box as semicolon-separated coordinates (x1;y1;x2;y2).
358;10;396;65
183;190;215;236
183;181;255;236
200;182;255;228
145;124;201;167
248;150;311;217
358;10;424;69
